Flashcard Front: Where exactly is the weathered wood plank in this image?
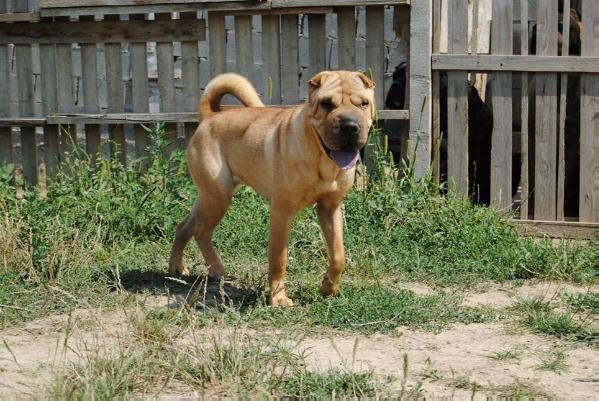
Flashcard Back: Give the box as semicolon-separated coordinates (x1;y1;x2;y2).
261;14;281;104
40;0;236;7
15;43;37;184
534;0;558;220
446;0;468;195
308;13;326;79
234;15;253;80
181;11;201;146
0;11;39;22
0;18;205;45
208;12;226;77
0;24;11;167
365;5;384;107
520;0;529;218
80;15;101;162
513;219;599;239
54;16;77;161
337;6;356;70
47;108;407;124
375;109;409;120
104;14;126;163
431;0;441;183
129;14;150;160
214;7;333;16
272;0;408;7
431;54;599;73
557;0;571;221
281;14;299;105
39;1;270;18
155;12;178;154
40;0;407;8
408;0;432;179
39;18;60;176
580;0;599;222
13;0;36;184
490;1;513;209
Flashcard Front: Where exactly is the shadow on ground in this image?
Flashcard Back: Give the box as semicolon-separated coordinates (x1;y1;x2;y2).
114;268;267;310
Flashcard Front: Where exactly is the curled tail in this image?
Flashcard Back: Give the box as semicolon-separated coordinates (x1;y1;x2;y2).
198;73;264;120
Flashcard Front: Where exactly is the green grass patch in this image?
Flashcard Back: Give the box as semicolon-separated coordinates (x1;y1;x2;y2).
512;299;597;345
0;123;597;330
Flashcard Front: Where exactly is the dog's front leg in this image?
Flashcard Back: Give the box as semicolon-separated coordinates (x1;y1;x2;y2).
316;201;345;296
268;206;295;306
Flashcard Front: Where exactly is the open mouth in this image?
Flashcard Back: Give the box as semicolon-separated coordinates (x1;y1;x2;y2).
320;139;361;170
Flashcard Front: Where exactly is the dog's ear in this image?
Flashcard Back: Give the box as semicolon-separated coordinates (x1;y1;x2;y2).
308;71;331;89
356;72;376;89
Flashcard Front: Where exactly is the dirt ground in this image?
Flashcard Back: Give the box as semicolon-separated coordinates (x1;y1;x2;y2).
1;281;597;398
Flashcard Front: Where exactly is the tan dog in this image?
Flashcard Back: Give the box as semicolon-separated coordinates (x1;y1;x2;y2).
169;71;375;306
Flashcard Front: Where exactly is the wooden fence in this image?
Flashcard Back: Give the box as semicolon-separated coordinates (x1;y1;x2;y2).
0;0;411;183
0;0;597;236
432;0;598;233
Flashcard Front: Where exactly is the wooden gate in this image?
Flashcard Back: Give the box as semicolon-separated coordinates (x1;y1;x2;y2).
432;0;599;233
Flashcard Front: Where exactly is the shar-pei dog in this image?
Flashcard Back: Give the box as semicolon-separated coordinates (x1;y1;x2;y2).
169;71;375;306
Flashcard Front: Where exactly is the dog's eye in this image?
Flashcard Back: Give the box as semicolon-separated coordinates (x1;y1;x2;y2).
320;99;333;112
361;100;369;108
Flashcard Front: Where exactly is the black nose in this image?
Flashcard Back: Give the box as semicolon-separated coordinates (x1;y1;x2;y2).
340;120;360;135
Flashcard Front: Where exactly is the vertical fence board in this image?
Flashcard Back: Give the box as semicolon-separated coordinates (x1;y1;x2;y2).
281;14;299;105
181;11;201;145
431;0;441;183
208;12;226;77
129;14;150;160
0;13;11;167
262;15;281;104
155;12;177;152
580;0;599;221
490;1;513;208
520;0;530;218
337;6;356;70
409;0;432;179
104;14;126;163
446;0;468;195
308;13;326;80
534;0;558;220
557;0;571;220
55;16;76;160
365;5;384;107
39;20;59;176
235;15;253;80
80;15;101;162
14;0;36;185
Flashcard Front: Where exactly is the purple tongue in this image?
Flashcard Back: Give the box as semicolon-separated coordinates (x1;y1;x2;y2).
329;149;360;169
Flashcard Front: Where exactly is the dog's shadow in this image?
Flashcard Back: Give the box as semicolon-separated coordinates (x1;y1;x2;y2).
115;268;266;311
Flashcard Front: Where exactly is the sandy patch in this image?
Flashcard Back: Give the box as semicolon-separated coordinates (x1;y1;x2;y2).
462;281;598;309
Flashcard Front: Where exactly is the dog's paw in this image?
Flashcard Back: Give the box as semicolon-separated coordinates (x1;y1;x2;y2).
320;276;340;296
208;264;225;279
271;292;294;307
169;263;191;277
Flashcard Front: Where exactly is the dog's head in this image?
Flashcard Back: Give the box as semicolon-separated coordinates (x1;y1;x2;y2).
307;71;376;169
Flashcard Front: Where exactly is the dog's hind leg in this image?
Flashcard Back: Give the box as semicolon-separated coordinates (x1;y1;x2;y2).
169;199;201;276
192;187;233;279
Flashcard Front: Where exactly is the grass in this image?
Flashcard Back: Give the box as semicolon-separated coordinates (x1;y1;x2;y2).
511;298;598;345
1;123;597;397
536;349;569;373
487;349;521;362
1;123;596;330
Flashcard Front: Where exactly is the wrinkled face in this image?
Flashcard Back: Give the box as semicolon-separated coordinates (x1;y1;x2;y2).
308;71;376;169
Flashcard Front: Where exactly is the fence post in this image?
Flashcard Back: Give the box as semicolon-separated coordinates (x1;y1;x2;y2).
580;0;599;221
408;0;432;179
